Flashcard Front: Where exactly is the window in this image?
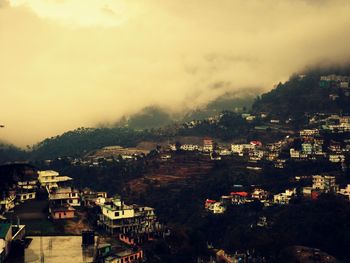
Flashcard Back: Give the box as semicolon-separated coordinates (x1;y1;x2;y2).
29;194;33;198
115;212;120;217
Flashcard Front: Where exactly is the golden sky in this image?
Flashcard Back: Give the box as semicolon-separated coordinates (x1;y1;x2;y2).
1;0;350;146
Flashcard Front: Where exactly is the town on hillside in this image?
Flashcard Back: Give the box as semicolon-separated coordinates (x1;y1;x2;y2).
1;73;350;262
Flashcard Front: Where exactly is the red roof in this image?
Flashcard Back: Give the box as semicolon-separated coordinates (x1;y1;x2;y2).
205;199;216;203
230;192;249;197
250;140;262;146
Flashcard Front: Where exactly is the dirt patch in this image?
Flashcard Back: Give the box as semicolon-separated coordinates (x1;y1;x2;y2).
63;210;92;235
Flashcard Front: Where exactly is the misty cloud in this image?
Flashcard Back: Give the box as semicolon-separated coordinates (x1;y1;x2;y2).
1;0;350;146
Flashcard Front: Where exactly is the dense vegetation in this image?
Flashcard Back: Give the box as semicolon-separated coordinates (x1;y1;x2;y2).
252;67;350;118
0;143;28;164
29;127;162;160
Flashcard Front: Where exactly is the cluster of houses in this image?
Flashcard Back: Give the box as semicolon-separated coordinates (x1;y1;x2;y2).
205;174;350;214
320;74;350;89
0;165;165;262
204;188;269;214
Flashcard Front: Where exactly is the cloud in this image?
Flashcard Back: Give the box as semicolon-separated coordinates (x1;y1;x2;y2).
1;0;350;146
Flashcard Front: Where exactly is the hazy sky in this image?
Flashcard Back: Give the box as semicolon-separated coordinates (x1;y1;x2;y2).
1;0;350;146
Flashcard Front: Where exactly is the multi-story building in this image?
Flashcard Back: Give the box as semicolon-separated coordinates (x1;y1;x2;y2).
99;196;157;234
290;148;300;159
49;187;81;207
203;138;215;152
300;129;319;137
180;144;199;151
312;175;337;193
38;170;72;189
273;189;296;205
302;143;313;155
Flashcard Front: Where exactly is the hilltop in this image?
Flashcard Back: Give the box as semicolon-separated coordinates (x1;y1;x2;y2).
252;67;350;118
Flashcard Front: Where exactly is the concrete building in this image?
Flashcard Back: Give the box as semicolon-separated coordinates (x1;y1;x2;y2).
99;196;157;234
38;170;72;189
312;175;337;193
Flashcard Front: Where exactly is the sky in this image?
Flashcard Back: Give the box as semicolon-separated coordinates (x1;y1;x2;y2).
1;0;350;147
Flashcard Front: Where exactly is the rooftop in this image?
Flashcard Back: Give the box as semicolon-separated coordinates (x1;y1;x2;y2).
0;223;11;239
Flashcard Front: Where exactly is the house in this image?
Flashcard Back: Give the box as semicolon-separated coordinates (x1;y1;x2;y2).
180;144;199;151
302;187;313;197
328;141;342;153
209;202;226;214
273;189;296;205
231;144;254;156
16;173;38;191
251;188;268;200
38;170;72;189
302;143;313;155
50;205;75;220
205;199;216;209
329;154;345;163
99;196;157;234
104;248;143;263
338;185;350;201
312;175;337;193
250;140;262;147
82;191;107;207
230;192;249;205
49;187;81;207
300;129;319;137
274;159;287;169
168;144;177;151
203;138;215;152
0;223;12;260
0;192;16;213
16;191;36;202
290;148;300;159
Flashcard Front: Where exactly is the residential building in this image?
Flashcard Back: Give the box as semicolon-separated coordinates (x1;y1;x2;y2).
99;196;157;234
300;129;319;137
273;189;296;205
38;170;72;189
104;248;143;263
203;138;215;152
312;175;337;193
180;144;199;151
17;191;36;202
338;185;350;201
49;187;81;207
251;188;268;200
50;205;76;220
302;143;313;155
230;192;249;205
329;154;345;163
290;148;300;159
0;192;16;212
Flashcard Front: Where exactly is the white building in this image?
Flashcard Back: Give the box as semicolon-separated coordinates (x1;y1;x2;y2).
338;185;350;201
300;129;319;137
49;187;81;207
38;170;72;189
231;144;254;155
273;189;296;205
207;202;226;214
329;154;345;163
312;175;337;193
99;196;157;234
180;144;199;151
290;148;300;159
